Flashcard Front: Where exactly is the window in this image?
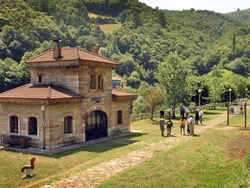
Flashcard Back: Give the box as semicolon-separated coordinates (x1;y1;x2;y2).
98;76;103;90
38;75;43;83
10;116;18;133
90;75;96;89
64;116;73;134
117;110;122;124
28;117;37;135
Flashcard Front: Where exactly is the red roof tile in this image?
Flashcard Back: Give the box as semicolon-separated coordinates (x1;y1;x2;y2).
112;89;137;99
0;83;83;100
26;48;119;67
112;77;123;81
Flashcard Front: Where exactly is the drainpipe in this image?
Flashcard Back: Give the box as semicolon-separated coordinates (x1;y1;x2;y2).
41;105;46;149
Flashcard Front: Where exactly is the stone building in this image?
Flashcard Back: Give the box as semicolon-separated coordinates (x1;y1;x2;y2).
0;42;137;150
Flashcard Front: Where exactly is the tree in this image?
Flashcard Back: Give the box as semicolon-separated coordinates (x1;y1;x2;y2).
156;52;188;112
144;88;167;120
208;65;224;107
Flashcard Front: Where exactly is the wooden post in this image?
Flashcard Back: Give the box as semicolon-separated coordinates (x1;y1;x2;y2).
227;102;229;126
245;102;247;127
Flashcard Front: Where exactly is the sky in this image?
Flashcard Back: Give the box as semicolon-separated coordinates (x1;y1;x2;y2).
139;0;250;13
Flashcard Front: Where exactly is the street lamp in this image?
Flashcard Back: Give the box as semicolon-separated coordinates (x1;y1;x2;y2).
41;105;46;150
245;88;248;100
198;89;202;107
229;88;232;103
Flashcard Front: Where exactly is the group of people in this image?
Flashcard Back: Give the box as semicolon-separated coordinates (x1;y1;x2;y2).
159;117;173;137
179;115;195;135
159;107;204;137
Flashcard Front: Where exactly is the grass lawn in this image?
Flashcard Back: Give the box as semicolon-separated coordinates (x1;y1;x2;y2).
96;107;250;188
1;107;250;187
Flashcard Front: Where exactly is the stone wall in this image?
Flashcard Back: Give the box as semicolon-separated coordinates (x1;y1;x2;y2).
31;65;79;94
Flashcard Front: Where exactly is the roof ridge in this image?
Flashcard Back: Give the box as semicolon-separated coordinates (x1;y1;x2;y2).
76;48;119;65
47;84;52;98
74;47;80;59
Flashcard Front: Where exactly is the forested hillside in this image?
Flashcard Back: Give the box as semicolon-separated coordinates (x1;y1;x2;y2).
1;0;250;113
225;8;250;25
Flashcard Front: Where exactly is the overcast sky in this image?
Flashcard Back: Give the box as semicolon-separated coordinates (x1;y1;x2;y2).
139;0;250;13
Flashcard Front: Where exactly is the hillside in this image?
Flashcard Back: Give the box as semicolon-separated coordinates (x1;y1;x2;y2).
0;0;250;106
225;8;250;25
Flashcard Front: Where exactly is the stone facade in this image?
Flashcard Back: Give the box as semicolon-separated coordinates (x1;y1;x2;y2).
0;46;136;150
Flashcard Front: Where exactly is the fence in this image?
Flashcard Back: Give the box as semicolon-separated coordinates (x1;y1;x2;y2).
130;102;227;122
0;134;5;147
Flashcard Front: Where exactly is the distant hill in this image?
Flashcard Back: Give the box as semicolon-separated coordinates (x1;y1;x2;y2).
1;0;250;93
225;8;250;25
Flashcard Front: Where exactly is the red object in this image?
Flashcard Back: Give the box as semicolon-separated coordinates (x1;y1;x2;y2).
21;157;36;172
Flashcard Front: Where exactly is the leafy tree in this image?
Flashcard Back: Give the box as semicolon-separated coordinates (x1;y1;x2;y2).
144;88;167;120
225;58;248;74
156;53;188;112
208;65;225;106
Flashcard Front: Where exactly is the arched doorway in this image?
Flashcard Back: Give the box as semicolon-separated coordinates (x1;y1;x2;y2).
85;110;108;141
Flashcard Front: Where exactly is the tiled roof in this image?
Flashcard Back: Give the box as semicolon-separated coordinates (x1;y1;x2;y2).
112;77;122;81
0;83;83;100
26;48;119;67
112;89;137;99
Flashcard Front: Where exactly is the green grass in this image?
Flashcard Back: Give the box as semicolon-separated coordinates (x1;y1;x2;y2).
98;128;246;187
96;107;250;188
99;23;122;34
1;107;250;187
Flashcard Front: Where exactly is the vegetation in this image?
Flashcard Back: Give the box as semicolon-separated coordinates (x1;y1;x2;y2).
98;107;250;187
226;8;250;25
0;0;250;109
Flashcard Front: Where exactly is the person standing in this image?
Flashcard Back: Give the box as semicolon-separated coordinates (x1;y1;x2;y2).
159;117;165;136
180;106;185;118
198;109;203;125
160;109;164;118
166;118;173;136
185;107;189;118
189;115;195;135
195;109;199;125
179;116;186;135
170;108;174;119
187;115;190;135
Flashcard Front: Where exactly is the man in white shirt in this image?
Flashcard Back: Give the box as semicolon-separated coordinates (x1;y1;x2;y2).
189;115;195;135
198;109;203;125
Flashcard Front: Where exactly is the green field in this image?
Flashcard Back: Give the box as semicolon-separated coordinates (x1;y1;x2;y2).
1;107;250;187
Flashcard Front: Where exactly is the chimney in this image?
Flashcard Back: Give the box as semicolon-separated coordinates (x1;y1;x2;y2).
53;39;62;59
90;43;98;55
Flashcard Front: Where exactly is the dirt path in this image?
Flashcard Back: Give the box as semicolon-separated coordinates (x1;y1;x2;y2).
40;113;229;188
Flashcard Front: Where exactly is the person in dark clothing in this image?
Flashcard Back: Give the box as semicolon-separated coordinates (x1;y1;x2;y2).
195;109;199;125
180;106;185;118
160;109;164;118
166;118;173;136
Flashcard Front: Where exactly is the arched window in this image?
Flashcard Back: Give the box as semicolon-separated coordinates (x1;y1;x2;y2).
64;116;73;134
117;110;122;124
10;116;18;133
28;117;37;135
